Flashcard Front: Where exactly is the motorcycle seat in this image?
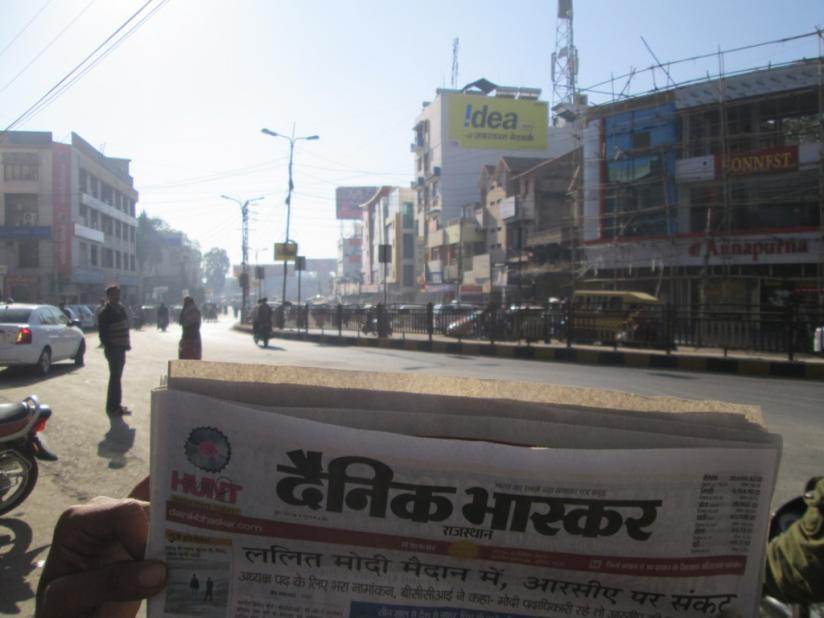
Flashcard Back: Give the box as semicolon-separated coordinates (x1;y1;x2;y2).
0;402;28;424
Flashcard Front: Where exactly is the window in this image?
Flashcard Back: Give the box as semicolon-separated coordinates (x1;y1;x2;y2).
402;203;414;228
101;183;113;205
102;215;113;235
631;131;651;149
18;241;39;267
4;193;38;226
115;220;121;239
403;233;414;259
79;242;89;267
130;254;136;271
79;168;88;192
90;209;100;229
103;248;113;268
403;264;415;287
129;199;135;217
129;226;135;242
90;175;99;198
90;244;99;266
3;152;39;181
79;203;88;223
116;251;122;270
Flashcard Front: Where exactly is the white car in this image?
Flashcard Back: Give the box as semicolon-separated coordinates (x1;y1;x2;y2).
0;304;86;375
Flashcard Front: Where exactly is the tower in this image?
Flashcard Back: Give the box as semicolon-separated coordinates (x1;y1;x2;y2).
550;0;578;110
451;38;460;88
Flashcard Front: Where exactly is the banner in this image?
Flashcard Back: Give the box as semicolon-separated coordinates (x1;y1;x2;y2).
52;143;72;276
274;242;298;261
336;187;378;220
448;94;548;150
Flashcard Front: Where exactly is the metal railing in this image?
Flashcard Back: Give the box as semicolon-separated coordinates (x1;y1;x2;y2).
261;302;824;361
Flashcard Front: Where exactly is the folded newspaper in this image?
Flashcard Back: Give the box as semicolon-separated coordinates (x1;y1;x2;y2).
147;361;782;618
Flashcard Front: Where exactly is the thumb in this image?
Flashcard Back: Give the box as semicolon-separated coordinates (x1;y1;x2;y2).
38;560;167;618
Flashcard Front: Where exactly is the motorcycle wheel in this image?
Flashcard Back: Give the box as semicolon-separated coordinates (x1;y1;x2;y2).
0;448;38;516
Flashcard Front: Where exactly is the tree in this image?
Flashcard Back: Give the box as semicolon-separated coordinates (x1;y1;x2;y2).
202;247;230;297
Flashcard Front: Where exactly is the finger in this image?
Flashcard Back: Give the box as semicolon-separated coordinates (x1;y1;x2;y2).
128;476;151;501
41;499;150;587
38;559;167;618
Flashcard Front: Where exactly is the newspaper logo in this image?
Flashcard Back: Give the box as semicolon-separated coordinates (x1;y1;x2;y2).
185;427;231;473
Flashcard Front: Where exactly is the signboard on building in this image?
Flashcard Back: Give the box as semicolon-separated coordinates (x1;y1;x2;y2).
274;242;298;261
447;94;548;150
500;196;517;220
719;146;798;177
52;143;72;276
0;226;51;240
335;186;378;220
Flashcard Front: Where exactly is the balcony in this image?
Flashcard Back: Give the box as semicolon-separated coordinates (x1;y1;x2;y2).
74;223;104;243
81;193;137;226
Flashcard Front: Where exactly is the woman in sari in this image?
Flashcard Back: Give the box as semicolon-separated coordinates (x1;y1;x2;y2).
178;296;202;360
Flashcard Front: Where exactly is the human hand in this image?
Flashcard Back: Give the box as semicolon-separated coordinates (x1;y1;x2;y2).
36;497;167;617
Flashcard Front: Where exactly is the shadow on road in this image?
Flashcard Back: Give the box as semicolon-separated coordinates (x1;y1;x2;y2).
0;517;48;614
97;416;136;469
253;345;285;352
0;364;81;387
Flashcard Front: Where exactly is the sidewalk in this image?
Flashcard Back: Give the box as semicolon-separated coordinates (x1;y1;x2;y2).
234;323;824;381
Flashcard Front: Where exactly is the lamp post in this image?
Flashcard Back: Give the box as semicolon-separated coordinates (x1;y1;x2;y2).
261;127;319;304
221;194;263;322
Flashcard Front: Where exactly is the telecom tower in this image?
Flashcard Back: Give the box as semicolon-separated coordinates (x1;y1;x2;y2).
550;0;578;114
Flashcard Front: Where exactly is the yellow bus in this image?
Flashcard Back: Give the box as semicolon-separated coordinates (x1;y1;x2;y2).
571;290;663;345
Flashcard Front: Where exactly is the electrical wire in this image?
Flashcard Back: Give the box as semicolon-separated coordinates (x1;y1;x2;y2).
8;0;171;129
0;0;55;61
0;0;99;98
1;0;165;133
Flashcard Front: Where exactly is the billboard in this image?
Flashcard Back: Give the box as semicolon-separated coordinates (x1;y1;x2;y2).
448;93;548;150
336;186;378;220
52;143;72;276
274;242;298;261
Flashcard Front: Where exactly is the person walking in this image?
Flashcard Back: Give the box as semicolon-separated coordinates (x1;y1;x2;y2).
204;577;214;602
178;296;202;360
157;302;169;332
189;573;199;602
98;285;131;416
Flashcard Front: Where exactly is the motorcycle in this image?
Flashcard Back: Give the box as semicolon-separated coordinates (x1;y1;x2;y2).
761;478;823;617
0;396;57;516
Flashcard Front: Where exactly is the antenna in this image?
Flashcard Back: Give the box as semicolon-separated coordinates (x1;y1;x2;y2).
551;0;578;110
451;37;460;88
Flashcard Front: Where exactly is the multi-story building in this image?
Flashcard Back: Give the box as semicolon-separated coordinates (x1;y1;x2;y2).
334;228;363;301
580;59;823;311
0;131;139;303
359;186;417;302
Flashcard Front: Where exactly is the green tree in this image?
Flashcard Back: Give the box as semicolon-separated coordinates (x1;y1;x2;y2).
202;247;230;297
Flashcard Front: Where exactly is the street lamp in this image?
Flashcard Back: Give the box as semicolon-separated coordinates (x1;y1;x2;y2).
221;194;263;322
261;127;319;304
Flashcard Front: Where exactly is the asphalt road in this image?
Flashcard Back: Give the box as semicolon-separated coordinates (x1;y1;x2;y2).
0;313;821;615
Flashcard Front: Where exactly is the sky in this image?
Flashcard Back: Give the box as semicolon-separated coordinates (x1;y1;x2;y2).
1;0;822;266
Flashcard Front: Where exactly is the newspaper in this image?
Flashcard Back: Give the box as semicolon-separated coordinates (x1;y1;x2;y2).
146;362;781;618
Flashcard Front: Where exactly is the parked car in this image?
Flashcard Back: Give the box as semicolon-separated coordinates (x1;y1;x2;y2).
0;303;86;375
68;304;96;330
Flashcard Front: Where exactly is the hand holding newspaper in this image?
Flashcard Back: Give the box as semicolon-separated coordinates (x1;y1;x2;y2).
147;361;781;618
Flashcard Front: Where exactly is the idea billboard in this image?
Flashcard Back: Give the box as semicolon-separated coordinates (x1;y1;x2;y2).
447;93;548;150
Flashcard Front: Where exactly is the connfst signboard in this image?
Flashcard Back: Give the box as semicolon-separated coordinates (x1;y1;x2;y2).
336;186;378;220
447;94;548;150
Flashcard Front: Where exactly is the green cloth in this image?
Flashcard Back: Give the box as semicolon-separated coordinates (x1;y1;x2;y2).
765;477;824;604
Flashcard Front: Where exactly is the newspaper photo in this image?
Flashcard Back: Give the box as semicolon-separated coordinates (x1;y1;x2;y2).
146;363;780;618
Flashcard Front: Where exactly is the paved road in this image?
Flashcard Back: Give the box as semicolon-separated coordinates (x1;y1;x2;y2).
1;314;821;615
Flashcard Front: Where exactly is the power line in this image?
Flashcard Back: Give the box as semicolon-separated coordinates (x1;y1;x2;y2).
9;0;171;130
0;0;99;98
0;0;55;61
1;0;164;133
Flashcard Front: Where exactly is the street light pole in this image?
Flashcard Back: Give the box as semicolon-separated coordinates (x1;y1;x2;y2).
261;127;319;304
221;194;263;322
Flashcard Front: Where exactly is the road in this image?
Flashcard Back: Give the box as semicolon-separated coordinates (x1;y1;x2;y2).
1;313;821;615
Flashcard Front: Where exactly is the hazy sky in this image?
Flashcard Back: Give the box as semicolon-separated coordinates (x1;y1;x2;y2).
1;0;822;265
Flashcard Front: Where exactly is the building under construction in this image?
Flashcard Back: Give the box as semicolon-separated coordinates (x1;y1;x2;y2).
569;57;823;314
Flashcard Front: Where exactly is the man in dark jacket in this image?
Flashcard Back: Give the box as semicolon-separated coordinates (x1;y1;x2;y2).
98;285;131;416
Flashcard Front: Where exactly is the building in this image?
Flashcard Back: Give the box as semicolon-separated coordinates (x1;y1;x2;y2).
139;229;202;304
359;186;417;302
579;59;824;312
0;131;139;303
334;229;363;301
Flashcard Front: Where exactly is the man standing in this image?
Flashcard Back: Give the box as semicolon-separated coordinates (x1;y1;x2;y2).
98;285;131;416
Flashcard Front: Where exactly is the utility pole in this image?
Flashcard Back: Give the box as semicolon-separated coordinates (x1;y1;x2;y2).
222;195;262;322
261;126;319;304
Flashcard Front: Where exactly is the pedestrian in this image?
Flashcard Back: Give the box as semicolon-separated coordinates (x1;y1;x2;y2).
204;576;214;602
97;285;131;417
189;573;199;602
157;302;170;331
178;296;202;360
